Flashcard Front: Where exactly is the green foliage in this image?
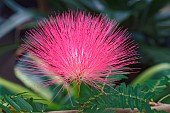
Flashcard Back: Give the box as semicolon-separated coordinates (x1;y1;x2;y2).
74;75;170;113
130;63;170;86
0;76;62;110
130;63;170;104
0;92;47;112
4;95;22;112
145;77;168;94
13;97;33;112
0;103;11;113
0;77;47;101
30;102;47;112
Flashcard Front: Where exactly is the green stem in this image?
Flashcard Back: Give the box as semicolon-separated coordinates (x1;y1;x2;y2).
158;94;170;103
78;84;81;98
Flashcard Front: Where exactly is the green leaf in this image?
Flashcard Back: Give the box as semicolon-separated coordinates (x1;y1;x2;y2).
106;75;128;81
119;83;126;108
127;86;133;96
90;99;99;105
145;79;167;93
13;97;33;112
119;95;125;108
134;84;140;97
144;92;155;100
31;102;47;112
4;95;21;112
130;63;170;86
90;105;97;113
128;95;134;110
144;102;153;113
135;98;142;112
83;105;95;113
96;105;106;112
96;96;105;105
0;77;61;109
0;103;11;113
0;77;37;97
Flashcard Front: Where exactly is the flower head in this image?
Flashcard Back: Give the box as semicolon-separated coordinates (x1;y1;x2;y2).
21;11;138;90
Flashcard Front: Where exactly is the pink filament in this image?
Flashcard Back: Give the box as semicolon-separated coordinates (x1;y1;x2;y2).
21;11;138;88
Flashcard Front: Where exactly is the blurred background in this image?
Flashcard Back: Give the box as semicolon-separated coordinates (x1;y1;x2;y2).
0;0;170;111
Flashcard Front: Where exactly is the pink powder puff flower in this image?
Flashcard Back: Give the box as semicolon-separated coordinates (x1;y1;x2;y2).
20;11;138;95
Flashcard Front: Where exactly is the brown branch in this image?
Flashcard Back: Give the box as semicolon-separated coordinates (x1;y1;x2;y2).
47;103;170;113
